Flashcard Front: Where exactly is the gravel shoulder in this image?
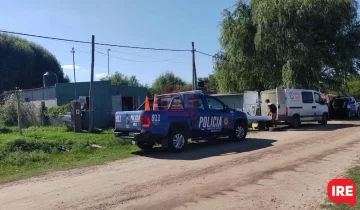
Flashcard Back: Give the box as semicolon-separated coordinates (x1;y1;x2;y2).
1;120;360;210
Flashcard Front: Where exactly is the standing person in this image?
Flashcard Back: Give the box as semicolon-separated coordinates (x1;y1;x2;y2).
265;99;277;127
329;98;335;120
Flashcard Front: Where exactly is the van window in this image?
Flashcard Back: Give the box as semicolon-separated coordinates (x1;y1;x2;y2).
314;92;321;103
301;92;314;103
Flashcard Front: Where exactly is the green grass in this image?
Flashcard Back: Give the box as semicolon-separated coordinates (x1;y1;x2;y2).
322;166;360;210
0;124;139;184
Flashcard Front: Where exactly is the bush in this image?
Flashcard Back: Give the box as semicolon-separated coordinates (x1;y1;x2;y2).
0;92;40;127
45;104;70;118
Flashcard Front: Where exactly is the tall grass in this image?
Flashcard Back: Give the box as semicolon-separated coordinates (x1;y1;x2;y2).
0;126;138;183
0;93;41;127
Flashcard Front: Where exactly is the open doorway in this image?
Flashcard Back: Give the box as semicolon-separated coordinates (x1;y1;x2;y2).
122;96;140;111
121;96;133;111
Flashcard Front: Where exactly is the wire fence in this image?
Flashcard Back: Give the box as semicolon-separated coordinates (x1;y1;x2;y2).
0;90;69;135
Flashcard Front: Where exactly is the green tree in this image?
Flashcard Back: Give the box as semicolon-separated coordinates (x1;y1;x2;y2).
215;0;360;93
100;72;141;87
151;71;188;94
348;78;360;99
100;71;155;96
0;33;69;92
198;74;218;91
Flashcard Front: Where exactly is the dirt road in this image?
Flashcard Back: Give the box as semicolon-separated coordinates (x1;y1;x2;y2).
1;121;360;210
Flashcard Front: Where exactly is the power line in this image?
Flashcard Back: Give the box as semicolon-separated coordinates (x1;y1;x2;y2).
195;50;241;64
74;48;89;54
195;50;214;57
0;29;191;52
90;49;189;63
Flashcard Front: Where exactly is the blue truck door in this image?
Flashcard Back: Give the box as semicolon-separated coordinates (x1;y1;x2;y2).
183;94;212;138
204;96;234;134
349;97;356;114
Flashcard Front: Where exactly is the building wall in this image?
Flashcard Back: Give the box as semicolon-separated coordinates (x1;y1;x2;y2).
110;85;148;111
56;81;148;128
2;87;56;101
27;99;57;108
211;94;244;111
56;81;112;128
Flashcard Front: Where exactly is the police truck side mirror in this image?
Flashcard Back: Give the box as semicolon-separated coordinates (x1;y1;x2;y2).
224;105;229;111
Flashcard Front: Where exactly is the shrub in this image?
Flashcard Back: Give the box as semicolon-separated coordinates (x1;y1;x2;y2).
0;93;40;127
45;103;70;118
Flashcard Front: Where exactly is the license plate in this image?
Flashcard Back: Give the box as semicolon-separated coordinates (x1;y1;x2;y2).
132;140;136;145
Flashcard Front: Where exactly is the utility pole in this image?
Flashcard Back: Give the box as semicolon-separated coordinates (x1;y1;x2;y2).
107;49;111;78
71;47;77;101
15;87;22;135
88;35;95;132
191;42;197;90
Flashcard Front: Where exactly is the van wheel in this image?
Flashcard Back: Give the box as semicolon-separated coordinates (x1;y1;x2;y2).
320;113;328;125
291;115;300;128
167;129;188;153
136;141;155;151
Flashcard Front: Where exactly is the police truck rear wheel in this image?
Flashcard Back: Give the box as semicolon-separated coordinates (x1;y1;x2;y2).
231;121;247;141
136;141;155;151
168;129;188;153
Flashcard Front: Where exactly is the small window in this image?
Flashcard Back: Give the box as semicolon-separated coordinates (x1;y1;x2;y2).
183;94;205;111
205;96;224;111
314;92;321;103
170;97;184;110
301;92;314;103
349;97;355;104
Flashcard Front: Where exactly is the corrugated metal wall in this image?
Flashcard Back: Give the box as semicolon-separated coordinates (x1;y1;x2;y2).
22;87;56;101
211;94;244;111
56;81;148;128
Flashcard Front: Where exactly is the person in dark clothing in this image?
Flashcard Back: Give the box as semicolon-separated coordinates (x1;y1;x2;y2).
328;99;335;120
265;99;277;127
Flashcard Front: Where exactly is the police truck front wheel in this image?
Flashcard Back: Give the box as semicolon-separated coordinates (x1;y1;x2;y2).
231;121;247;141
167;129;188;153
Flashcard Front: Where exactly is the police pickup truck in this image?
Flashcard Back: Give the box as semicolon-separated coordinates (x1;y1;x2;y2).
331;96;360;118
113;91;248;152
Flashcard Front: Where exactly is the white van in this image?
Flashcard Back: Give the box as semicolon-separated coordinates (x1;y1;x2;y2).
260;87;329;128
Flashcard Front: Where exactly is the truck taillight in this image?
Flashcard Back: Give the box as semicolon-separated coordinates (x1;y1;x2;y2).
141;115;151;128
285;107;288;116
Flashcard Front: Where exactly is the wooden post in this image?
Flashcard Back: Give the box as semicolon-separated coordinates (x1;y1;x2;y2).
15;88;23;135
71;47;77;101
192;42;197;90
88;35;95;132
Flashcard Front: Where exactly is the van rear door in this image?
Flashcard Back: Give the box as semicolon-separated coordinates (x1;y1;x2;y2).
276;87;287;120
243;91;259;116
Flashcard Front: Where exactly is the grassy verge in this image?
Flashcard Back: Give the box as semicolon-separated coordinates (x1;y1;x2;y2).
322;166;360;210
0;124;138;184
